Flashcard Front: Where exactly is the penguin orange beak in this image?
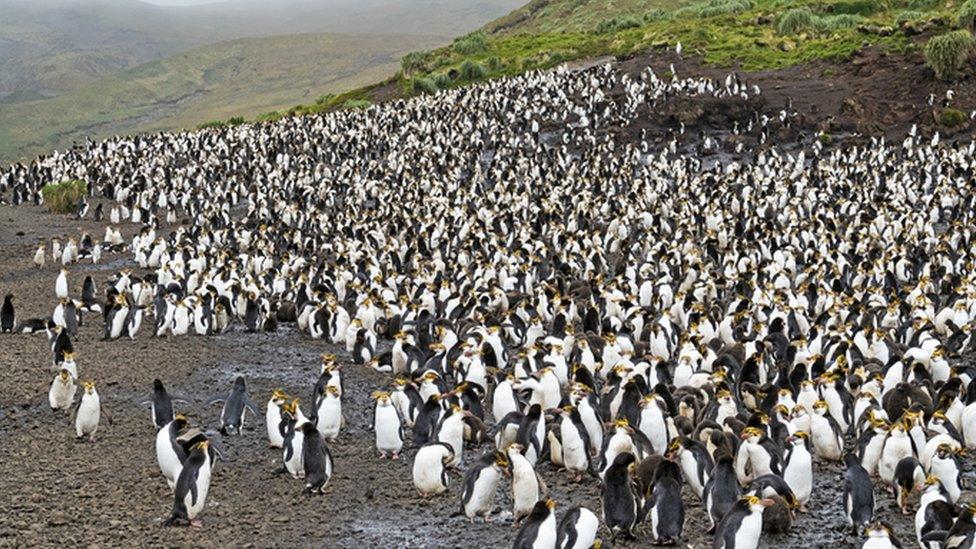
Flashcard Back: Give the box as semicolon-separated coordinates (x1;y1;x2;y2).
760;498;775;507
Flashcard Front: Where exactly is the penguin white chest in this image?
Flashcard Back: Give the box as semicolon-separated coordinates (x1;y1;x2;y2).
185;465;211;519
734;511;763;548
374;405;402;453
156;429;182;490
75;393;100;438
316;397;342;440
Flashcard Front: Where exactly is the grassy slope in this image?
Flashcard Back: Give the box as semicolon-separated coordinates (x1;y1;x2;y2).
293;0;962;118
0;33;442;162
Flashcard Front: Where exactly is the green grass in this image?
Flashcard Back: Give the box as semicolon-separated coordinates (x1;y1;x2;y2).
925;29;975;79
41;179;87;214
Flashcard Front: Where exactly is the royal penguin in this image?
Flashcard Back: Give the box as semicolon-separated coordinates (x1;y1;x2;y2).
862;522;901;549
667;436;713;499
557;405;593;481
164;439;212;528
508;443;546;526
782;432;812;511
843;453;875;533
704;453;742;532
893;456;925;514
48;368;76;411
712;495;772;549
457;450;508;522
647;459;685;545
809;400;844;461
280;399;305;479
141;379;187;430
413;442;455;497
0;294;14;333
372;390;404;459
156;415;189;491
556;505;600;549
300;422;334;494
602;452;639;542
206;375;258;435
513;499;557;549
74;380;109;441
266;389;289;448
313;384;343;441
929;443;962;503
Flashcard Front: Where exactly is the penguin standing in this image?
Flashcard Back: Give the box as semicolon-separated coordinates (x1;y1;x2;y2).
156;415;189;491
48;368;76;411
513;499;557;549
266;389;288;448
862;522;901;548
300;422;334;494
602;452;639;541
508;443;545;526
141;379;187;430
0;294;14;333
782;432;812;511
372;391;403;459
281;400;305;479
33;244;45;269
413;442;455;497
648;460;685;545
206;375;258;435
556;505;600;549
705;454;741;533
164;440;213;528
457;450;507;522
73;381;109;441
313;384;343;441
843;453;875;533
558;405;592;481
712;496;772;549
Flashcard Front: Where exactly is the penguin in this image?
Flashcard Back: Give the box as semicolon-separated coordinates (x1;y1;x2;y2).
647;460;685;545
164;440;213;528
556;505;600;549
33;244;45;269
266;389;288;448
300;421;334;494
0;294;14;333
413;442;455;497
313;384;343;441
558;405;593;481
372;390;404;459
48;368;76;411
761;495;793;534
280;399;305;479
843;453;875;533
602;452;639;541
457;450;508;522
55;268;68;299
893;456;925;515
141;379;187;430
156;415;189;491
206;375;258;435
782;432;812;511
862;522;901;549
509;442;546;526
929;443;962;503
809;399;844;461
712;495;772;549
704;453;741;533
73;381;109;442
667;436;714;499
513;499;557;549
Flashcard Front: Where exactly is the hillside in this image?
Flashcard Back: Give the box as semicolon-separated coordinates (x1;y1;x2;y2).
288;0;972;134
0;33;441;162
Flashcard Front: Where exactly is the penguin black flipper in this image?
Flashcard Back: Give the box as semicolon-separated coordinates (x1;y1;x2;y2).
205;395;226;407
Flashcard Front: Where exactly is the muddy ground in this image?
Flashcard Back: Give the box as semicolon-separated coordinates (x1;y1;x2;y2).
0;204;971;548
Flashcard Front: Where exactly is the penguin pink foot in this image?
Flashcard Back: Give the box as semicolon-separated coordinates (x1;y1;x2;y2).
190;519;203;529
391;453;400;460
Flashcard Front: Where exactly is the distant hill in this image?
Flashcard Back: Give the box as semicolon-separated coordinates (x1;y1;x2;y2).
0;33;440;162
0;0;525;162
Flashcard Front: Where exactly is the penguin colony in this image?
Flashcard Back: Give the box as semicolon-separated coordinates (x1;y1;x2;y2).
2;57;976;547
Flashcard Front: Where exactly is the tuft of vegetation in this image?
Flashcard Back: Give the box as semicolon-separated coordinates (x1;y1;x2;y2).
939;107;968;126
958;0;976;30
595;16;642;33
315;93;335;105
459;59;488;80
831;0;881;16
925;29;975;80
777;7;819;33
644;9;674;22
452;32;488;55
433;73;454;89
341;99;371;110
697;0;753;18
819;13;864;30
41;179;87;214
411;76;439;95
401;51;430;76
895;10;924;24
